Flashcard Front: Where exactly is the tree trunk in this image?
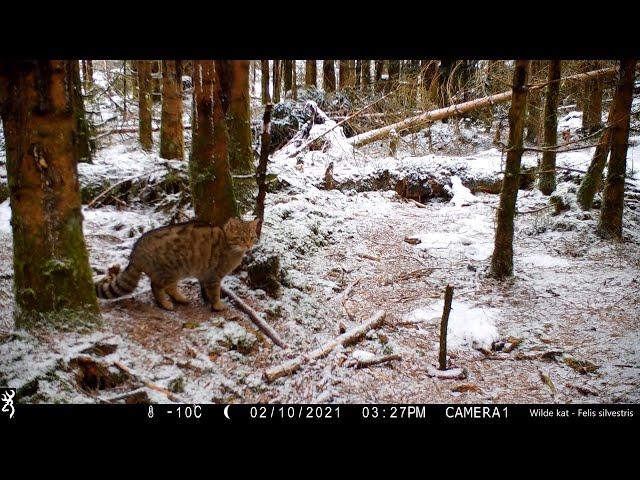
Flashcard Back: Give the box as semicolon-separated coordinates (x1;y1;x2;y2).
305;60;317;88
292;61;297;100
137;60;153;151
85;60;93;91
189;60;238;227
261;60;271;104
386;60;400;93
577;127;612;210
355;60;362;88
582;60;605;134
374;60;384;93
323;60;335;93
283;59;293;96
272;60;281;103
361;60;371;91
598;59;636;239
160;60;184;160
490;60;530;279
0;60;100;328
339;60;350;90
71;60;94;163
538;60;561;195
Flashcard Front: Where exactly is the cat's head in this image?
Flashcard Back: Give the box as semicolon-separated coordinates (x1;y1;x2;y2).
223;217;260;250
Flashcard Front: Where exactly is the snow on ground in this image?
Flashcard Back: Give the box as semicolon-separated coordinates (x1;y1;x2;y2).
1;101;639;404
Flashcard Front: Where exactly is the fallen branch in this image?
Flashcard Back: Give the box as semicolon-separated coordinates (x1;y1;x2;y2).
439;284;454;371
113;360;185;403
347;66;624;148
263;309;386;383
86;169;164;208
221;285;287;349
354;353;401;369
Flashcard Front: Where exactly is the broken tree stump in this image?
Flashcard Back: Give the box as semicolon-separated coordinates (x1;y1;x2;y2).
439;284;454;370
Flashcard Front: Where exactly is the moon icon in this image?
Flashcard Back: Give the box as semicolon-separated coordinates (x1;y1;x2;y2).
224;405;231;420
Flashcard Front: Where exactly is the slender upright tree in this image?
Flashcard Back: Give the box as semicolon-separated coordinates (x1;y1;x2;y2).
361;60;371;91
339;60;350;90
273;60;281;103
490;60;530;279
71;60;94;163
374;60;384;93
190;60;238;226
261;60;271;104
283;59;293;96
292;61;297;100
160;60;184;160
0;60;100;328
305;60;317;87
323;60;336;93
538;60;561;195
598;59;637;239
386;60;400;93
577;122;613;210
525;60;545;144
582;60;605;134
150;60;161;104
137;60;153;151
355;60;362;89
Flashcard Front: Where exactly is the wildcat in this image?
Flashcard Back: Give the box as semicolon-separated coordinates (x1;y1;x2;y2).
95;217;259;311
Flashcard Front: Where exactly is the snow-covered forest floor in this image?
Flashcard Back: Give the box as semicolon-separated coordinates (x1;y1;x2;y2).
0;78;639;404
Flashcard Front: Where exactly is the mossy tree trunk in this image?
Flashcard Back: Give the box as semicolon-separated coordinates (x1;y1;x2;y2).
490;60;530;279
374;60;384;93
597;59;636;239
261;60;271;104
582;60;605;134
190;60;238;227
323;60;335;93
71;60;94;163
305;60;316;87
159;60;184;160
137;60;153;151
272;60;281;103
0;60;100;329
538;60;561;195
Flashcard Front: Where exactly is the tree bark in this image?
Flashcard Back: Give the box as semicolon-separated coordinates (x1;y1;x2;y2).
538;60;561;195
438;284;453;370
490;60;530;279
137;60;153;151
189;60;238;227
160;60;184;160
577;126;612;210
305;60;316;87
355;60;361;88
85;60;93;91
150;60;161;104
292;61;297;100
339;60;350;90
255;104;272;237
261;60;271;104
323;60;335;93
0;60;100;328
525;60;545;144
598;59;636;239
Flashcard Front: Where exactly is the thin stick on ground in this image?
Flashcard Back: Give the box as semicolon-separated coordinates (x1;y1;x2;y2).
354;353;402;369
221;285;287;349
439;284;454;370
263;309;386;383
86;169;164;208
112;360;185;403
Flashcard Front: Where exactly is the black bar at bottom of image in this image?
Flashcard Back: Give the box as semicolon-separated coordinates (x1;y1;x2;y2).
1;403;638;425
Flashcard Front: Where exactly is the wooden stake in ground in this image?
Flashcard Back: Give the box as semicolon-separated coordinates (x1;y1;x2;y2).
255;103;272;239
264;310;386;383
438;284;454;370
221;285;287;349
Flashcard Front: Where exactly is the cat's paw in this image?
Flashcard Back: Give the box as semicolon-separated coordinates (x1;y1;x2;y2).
211;301;226;312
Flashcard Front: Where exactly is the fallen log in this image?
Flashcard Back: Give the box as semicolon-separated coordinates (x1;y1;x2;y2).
354;353;401;369
221;285;288;349
263;309;386;383
347;66;622;148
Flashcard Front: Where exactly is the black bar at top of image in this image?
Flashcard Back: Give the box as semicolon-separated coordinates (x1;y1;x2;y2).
1;404;638;426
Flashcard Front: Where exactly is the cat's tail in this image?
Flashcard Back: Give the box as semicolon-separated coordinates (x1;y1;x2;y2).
95;263;142;299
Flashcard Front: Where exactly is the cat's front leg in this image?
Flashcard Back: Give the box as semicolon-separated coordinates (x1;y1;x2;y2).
204;278;225;311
